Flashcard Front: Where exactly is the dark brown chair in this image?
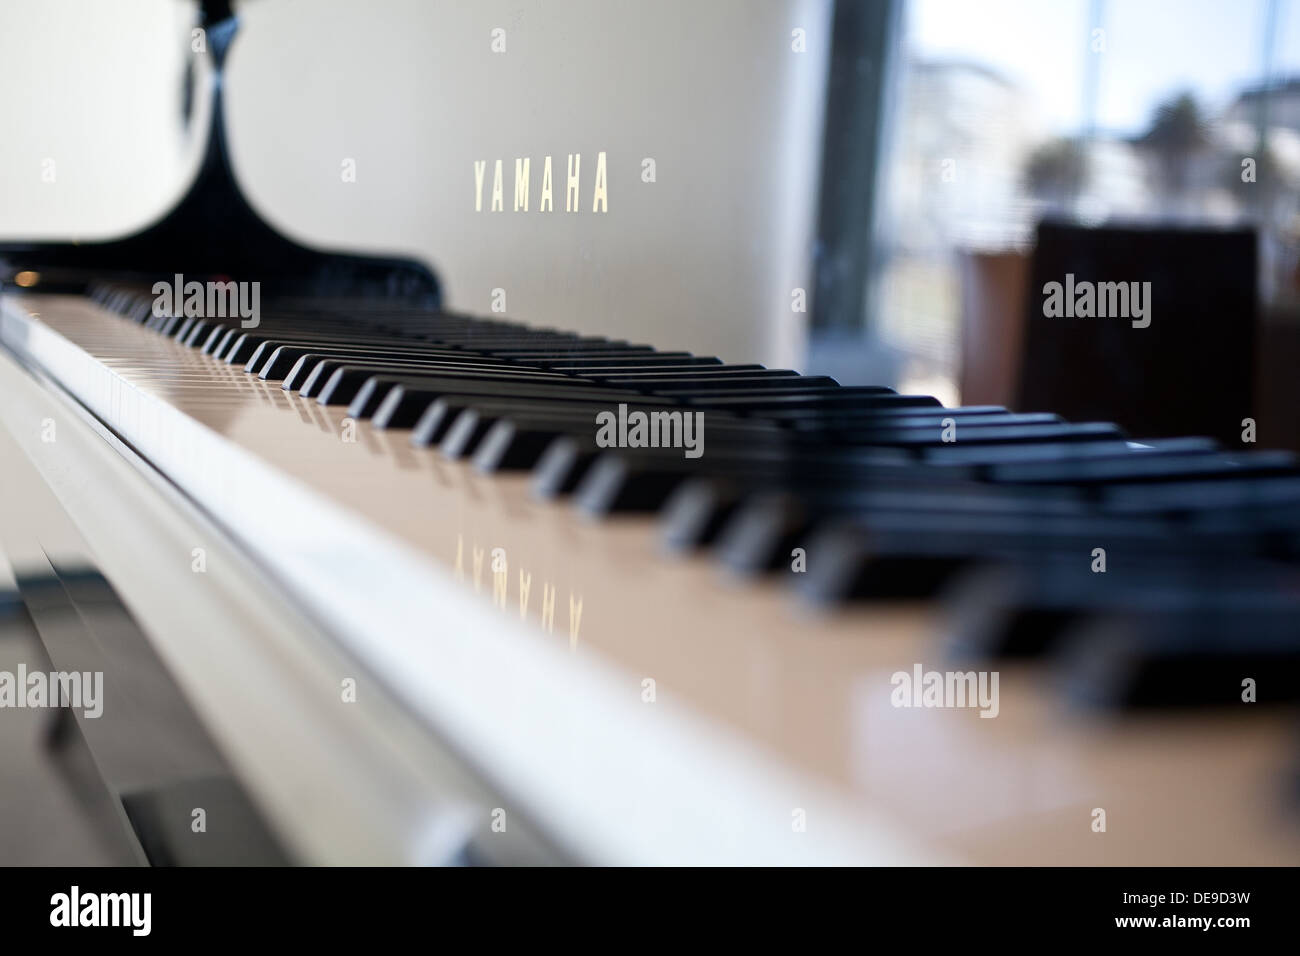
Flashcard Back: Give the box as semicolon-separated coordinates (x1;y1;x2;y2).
1017;221;1257;446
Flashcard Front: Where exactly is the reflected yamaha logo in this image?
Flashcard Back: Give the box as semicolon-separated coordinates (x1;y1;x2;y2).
474;151;609;213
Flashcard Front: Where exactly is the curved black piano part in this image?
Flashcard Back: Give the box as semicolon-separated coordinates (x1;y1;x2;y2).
0;0;438;304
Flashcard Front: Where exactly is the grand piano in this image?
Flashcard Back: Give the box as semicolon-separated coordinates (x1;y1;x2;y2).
1;0;1297;867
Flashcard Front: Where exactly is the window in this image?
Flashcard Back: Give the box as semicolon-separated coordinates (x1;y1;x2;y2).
866;0;1300;403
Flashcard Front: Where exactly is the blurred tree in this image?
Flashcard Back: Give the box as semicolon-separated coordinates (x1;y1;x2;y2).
1024;138;1087;211
1136;92;1210;203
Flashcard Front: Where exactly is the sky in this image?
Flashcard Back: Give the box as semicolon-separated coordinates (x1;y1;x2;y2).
908;0;1300;135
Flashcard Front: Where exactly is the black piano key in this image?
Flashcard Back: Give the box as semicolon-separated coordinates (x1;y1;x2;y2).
181;319;213;346
409;401;611;449
848;421;1124;450
660;479;746;551
282;356;343;393
375;383;667;432
206;327;242;357
566;429;1128;522
713;480;1102;574
534;438;709;501
683;392;934;413
438;409;498;459
472;420;572;472
357;382;639;428
546;356;725;370
372;385;449;430
710;493;817;574
483;347;655;359
717;490;974;578
626;375;840;395
992;449;1297;485
468;408;779;471
320;367;581;412
590;366;790;380
449;403;771;461
1056;603;1300;709
193;322;233;351
280;354;517;395
541;437;934;504
408;394;673;446
1103;475;1300;514
296;360;355;399
414;397;594;447
574;366;777;383
517;353;705;369
788;411;1057;432
294;357;482;399
795;527;974;600
409;397;489;446
570;445;919;516
533;436;600;498
226;327;452;365
268;352;504;384
667;472;1043;553
924;436;1217;468
940;559;1278;663
572;454;690;514
239;334;421;365
944;562;1098;662
791;511;1232;603
933;441;1119;468
219;332;267;364
251;342;477;379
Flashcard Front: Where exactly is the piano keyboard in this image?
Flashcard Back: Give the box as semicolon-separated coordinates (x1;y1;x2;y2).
3;286;1299;865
